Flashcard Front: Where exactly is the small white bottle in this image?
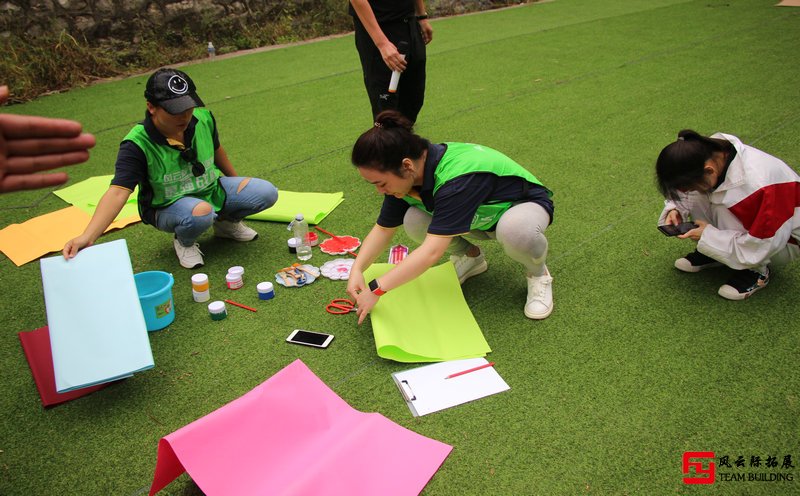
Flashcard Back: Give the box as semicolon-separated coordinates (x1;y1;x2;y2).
292;213;312;261
207;41;216;58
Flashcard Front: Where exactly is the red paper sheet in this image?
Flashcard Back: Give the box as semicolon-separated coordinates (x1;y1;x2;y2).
18;326;116;408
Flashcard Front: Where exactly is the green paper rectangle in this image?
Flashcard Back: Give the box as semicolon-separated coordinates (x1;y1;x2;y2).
363;262;491;363
246;190;344;225
53;175;139;221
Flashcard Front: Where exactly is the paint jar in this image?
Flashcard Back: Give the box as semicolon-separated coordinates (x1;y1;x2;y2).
287;237;298;253
192;288;210;303
306;232;319;247
257;281;275;300
208;301;227;320
191;273;210;302
226;272;243;290
191;273;209;291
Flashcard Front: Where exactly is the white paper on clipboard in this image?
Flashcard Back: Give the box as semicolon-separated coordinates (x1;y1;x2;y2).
391;358;510;417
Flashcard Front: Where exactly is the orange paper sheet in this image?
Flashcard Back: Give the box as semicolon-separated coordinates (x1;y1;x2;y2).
0;206;138;266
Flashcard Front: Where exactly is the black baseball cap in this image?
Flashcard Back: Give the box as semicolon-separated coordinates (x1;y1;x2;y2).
144;68;205;115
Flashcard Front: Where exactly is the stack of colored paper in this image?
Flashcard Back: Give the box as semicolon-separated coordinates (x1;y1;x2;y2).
39;239;154;393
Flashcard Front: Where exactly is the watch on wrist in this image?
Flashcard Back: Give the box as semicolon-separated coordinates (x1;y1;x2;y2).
368;279;386;296
416;14;429;20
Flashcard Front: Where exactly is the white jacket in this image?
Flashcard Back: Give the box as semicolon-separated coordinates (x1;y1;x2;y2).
659;133;800;270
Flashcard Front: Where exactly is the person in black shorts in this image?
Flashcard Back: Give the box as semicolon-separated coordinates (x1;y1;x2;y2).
350;0;433;123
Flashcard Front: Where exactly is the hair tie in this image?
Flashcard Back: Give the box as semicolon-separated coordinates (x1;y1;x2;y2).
374;122;383;129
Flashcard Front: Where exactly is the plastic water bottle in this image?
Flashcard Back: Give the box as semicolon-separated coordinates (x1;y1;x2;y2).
207;41;216;58
292;214;312;261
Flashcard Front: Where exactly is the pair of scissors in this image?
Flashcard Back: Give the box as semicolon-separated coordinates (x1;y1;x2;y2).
326;298;357;315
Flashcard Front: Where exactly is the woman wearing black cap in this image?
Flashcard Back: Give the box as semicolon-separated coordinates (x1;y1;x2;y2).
63;68;278;268
656;130;800;300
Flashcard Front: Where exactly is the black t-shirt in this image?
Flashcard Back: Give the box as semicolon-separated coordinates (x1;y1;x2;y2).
376;144;554;236
349;0;415;24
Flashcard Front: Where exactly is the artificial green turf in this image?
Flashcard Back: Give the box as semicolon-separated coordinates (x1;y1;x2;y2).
1;0;799;494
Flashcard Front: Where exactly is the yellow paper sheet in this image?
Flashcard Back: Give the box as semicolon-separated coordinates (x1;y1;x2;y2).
0;207;138;266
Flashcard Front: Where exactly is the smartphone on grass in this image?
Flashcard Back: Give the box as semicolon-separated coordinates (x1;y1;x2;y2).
658;222;697;236
286;329;334;348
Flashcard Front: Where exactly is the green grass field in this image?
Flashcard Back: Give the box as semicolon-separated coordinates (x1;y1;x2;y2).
1;1;799;494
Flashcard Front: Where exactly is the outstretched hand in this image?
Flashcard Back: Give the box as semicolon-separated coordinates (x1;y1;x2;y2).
0;85;96;193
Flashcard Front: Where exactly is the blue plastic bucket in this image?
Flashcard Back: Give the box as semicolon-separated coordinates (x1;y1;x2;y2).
134;271;175;331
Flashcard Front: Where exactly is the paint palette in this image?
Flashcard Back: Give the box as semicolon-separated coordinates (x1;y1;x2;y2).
319;235;361;255
275;264;320;287
320;259;355;280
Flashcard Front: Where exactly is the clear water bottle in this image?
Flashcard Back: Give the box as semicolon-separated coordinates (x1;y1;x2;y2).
292;214;312;261
207;41;216;58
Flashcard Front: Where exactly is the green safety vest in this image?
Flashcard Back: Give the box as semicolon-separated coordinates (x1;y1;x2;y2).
403;142;552;231
123;108;225;212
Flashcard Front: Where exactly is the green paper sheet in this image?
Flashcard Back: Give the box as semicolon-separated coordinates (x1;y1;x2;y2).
246;190;343;225
363;262;491;363
53;175;140;221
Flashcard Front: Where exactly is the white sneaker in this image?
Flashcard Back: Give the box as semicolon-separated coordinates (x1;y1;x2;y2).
450;248;488;284
525;268;553;320
174;238;204;269
213;219;258;241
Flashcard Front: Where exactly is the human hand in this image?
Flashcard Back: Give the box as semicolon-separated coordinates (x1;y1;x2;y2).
378;42;407;72
353;289;380;325
63;234;93;259
664;209;683;225
346;269;366;300
419;19;433;44
0;85;96;193
679;219;707;241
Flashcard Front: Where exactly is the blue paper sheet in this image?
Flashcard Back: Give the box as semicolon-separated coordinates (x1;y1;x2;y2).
40;239;154;393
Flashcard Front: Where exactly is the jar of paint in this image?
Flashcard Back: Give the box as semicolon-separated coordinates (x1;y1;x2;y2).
287;237;298;253
226;272;243;290
192;288;210;303
191;273;209;291
257;281;275;300
306;232;319;247
208;300;227;320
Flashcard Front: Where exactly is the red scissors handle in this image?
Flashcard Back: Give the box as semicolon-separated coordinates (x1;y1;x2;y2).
326;298;356;315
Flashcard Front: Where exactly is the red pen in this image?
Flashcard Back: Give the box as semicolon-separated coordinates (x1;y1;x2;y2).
445;361;495;379
225;299;257;312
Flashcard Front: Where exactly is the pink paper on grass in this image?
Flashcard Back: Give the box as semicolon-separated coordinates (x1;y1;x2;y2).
149;359;452;496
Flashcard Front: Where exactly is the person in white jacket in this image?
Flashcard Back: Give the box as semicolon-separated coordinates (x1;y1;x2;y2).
655;129;800;300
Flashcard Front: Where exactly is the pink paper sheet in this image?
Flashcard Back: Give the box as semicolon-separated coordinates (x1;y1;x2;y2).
149;359;452;496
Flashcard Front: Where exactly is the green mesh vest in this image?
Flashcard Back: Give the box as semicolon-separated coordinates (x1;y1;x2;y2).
403;142;552;230
123;108;225;213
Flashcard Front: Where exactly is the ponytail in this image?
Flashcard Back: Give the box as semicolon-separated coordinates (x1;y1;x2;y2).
655;129;733;200
351;110;430;175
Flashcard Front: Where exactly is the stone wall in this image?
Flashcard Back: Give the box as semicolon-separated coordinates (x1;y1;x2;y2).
0;0;321;41
0;0;512;43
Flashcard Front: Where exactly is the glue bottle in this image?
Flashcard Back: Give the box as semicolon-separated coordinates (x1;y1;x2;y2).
291;214;312;261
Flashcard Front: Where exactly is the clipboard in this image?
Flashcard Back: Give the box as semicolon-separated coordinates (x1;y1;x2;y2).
391;358;510;417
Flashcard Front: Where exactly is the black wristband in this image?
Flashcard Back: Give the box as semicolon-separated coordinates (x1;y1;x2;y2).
416;14;429;20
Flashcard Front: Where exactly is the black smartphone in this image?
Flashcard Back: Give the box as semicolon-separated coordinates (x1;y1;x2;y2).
658;222;697;236
286;329;334;348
